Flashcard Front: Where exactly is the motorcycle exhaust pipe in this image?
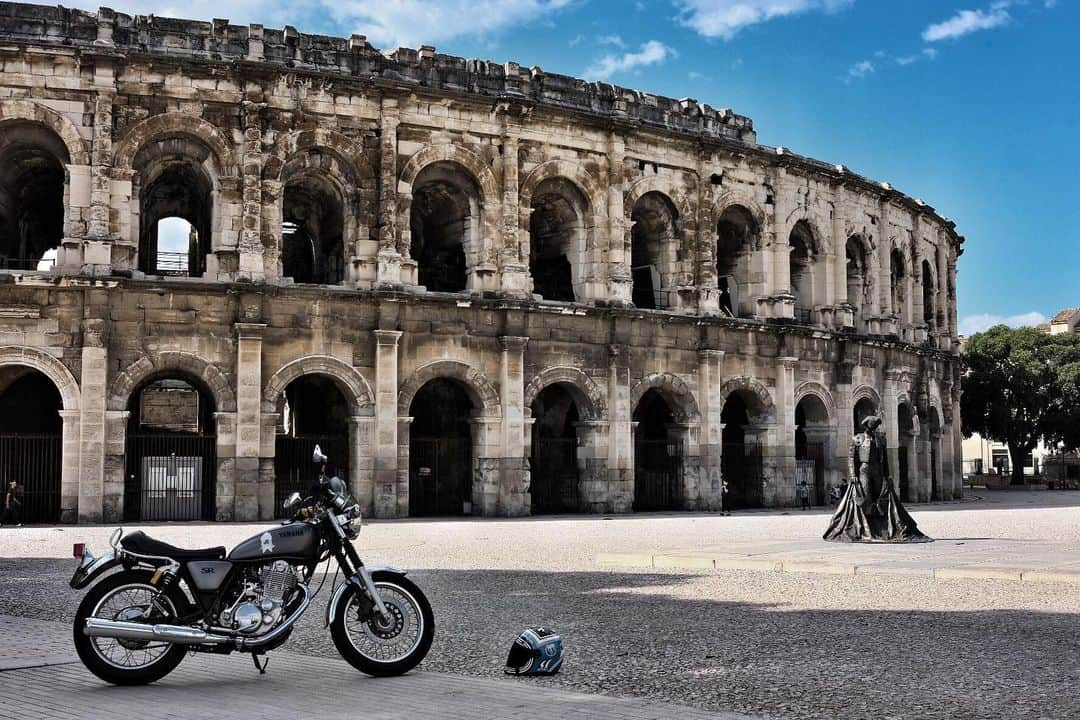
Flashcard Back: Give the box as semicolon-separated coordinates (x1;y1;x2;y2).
83;618;230;645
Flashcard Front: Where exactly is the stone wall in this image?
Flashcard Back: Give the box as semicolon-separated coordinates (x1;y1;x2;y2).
0;3;965;522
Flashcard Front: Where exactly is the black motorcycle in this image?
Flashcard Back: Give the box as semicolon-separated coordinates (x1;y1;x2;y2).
69;446;434;685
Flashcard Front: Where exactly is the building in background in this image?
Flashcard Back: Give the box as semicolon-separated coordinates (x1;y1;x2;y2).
0;4;964;523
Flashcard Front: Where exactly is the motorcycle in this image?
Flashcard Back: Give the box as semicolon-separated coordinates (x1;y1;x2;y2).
68;446;434;685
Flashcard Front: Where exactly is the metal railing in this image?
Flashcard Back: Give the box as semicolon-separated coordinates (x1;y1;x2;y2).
0;433;61;523
154;252;192;276
124;433;216;521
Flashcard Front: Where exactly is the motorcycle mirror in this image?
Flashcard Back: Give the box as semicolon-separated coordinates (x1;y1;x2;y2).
283;491;302;513
312;444;328;464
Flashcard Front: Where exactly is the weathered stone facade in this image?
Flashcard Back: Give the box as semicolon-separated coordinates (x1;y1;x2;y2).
0;3;964;523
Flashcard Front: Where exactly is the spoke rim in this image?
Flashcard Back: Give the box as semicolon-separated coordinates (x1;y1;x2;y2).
344;582;424;665
89;583;177;671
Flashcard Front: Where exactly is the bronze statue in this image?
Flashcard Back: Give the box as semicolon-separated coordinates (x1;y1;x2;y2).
823;415;929;543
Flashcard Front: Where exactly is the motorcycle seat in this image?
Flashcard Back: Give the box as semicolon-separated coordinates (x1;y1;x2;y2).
120;530;226;560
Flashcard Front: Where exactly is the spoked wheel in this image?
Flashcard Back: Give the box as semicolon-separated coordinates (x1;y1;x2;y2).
73;570;191;685
330;572;434;677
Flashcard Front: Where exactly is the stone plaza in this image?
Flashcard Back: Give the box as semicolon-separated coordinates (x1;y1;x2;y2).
0;2;964;526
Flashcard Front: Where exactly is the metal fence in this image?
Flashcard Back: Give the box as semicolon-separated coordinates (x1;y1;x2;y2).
274;434;349;518
531;437;581;514
124;433;216;521
634;438;682;511
154;251;191;276
0;433;61;523
409;436;472;516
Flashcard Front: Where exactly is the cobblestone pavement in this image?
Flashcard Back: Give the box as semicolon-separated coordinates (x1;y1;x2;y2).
1;492;1079;719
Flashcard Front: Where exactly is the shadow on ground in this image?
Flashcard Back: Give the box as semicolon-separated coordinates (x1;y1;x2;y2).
3;557;1077;720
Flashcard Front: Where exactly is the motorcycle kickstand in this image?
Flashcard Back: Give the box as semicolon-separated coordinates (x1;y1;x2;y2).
251;653;269;675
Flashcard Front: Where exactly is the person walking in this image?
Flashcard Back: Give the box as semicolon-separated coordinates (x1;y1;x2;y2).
721;479;731;516
1;479;23;527
797;479;810;511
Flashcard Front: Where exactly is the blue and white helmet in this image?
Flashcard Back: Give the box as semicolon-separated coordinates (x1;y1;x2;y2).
504;627;563;675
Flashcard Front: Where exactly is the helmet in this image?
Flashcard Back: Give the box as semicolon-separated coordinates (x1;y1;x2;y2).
504;627;563;676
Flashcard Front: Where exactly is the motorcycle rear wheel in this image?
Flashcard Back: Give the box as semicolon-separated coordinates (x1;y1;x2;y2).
73;569;191;685
330;572;434;677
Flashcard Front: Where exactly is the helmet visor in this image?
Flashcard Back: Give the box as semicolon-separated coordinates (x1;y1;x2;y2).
505;640;536;674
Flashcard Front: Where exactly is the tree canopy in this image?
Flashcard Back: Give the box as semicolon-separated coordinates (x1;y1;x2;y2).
961;325;1080;483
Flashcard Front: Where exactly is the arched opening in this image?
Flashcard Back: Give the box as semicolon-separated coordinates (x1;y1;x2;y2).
409;378;475;516
928;408;943;501
632;389;681;510
890;248;906;326
846;235;871;322
529;177;586;302
853;396;878;434
922;259;935;331
124;376;217;521
795;394;830;506
789;221;816;323
897;402;915;502
135;137;215;277
282;173;345;285
529;384;582;514
0;121;68;271
631;192;678;310
716;205;757;318
410;162;478;293
273;375;351;517
721;390;764;509
0;368;62;522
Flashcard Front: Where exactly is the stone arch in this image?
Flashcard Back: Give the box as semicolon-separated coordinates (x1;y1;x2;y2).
716;376;776;422
399;144;498;200
795;381;836;419
520;159;604;215
785;215;829;255
398;360;501;418
108;351;236;413
523;366;606;421
624;177;692;221
263;129;372;183
262;355;374;416
629;372;700;424
0;346;80;410
714;190;768;243
852;385;882;411
113;113;237;175
0;99;89;166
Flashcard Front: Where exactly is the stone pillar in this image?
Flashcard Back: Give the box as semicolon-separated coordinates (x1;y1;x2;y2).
78;329;108;522
936;234;949;349
883;369;901;494
608;344;633;511
78;88;117;275
575;420;610;512
472;416;502;516
499;128;530;296
374;330;402;517
877;199;894;335
234;322;265;519
349;415;376;514
914;423;931;502
774;356;798;505
498;336;529;515
696;155;720;316
58;409;81;523
697;349;724;509
834;361;855;485
258;412;279;520
606;133;631;305
214;411;238;520
376;98;403;286
237;101;266;282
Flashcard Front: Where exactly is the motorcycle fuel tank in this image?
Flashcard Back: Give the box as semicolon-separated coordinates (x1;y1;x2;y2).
228;523;318;563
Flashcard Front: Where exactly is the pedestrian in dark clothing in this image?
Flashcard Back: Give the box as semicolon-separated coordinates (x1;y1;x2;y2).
722;479;731;516
797;480;810;510
1;480;23;526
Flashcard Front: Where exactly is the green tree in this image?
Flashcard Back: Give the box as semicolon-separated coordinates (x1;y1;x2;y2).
1044;331;1080;452
961;326;1059;485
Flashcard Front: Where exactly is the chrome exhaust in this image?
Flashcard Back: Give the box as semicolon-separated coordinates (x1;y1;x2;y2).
82;585;311;650
83;618;230;645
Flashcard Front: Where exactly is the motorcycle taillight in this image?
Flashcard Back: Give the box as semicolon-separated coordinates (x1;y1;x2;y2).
73;543;85;558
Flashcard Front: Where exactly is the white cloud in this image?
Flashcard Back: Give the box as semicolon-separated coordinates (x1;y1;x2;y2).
597;34;626;47
959;312;1047;337
922;2;1012;43
675;0;855;40
569;33;586;47
584;40;673;80
67;0;574;50
846;59;874;80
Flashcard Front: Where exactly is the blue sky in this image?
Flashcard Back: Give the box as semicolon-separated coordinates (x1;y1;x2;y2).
70;0;1078;333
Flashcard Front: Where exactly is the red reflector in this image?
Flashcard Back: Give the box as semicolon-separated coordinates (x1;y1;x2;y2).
73;543;85;558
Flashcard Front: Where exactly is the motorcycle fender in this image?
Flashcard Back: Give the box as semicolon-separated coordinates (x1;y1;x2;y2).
69;550;122;589
324;566;407;627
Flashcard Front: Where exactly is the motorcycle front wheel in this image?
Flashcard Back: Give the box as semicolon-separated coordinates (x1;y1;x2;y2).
330;571;434;677
73;569;191;685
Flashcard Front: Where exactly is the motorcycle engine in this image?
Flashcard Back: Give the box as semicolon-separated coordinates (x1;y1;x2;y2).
220;560;298;635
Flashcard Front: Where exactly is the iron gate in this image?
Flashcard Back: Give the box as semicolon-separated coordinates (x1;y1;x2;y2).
634;439;681;511
898;447;910;502
410;436;471;516
274;434;349;519
0;433;61;523
531;437;580;514
722;443;764;509
124;433;216;521
795;442;825;505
